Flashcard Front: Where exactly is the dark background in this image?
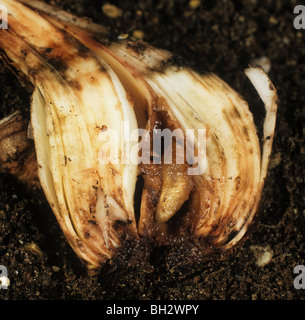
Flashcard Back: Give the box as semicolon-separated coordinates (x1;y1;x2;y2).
0;0;304;299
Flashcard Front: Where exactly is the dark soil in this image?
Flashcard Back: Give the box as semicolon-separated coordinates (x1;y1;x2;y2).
0;0;304;300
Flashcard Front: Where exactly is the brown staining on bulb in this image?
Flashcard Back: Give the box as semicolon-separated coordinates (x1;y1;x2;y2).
0;1;278;269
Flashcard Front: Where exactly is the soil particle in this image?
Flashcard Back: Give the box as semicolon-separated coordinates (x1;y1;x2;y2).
0;0;304;300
